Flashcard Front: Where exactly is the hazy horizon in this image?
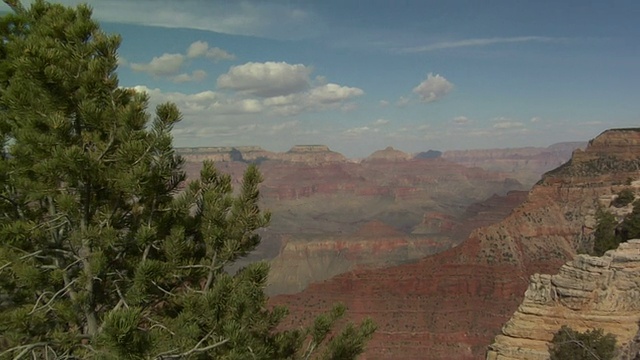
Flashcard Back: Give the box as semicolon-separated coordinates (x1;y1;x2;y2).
3;0;638;158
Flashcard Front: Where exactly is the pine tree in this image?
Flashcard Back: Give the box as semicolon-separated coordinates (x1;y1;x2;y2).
0;1;375;358
592;208;619;256
549;326;616;360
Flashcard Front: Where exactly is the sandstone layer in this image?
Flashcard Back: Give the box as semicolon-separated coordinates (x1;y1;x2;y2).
272;129;640;359
487;240;640;360
442;142;585;187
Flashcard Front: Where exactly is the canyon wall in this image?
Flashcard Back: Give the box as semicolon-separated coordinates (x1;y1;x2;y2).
183;146;532;295
271;129;640;359
442;142;585;187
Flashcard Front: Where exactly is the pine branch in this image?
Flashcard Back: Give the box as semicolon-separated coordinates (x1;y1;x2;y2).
203;253;218;292
29;278;77;315
154;332;228;359
0;342;49;360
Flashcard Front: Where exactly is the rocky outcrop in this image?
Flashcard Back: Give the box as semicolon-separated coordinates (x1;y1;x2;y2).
272;129;640;359
487;240;640;360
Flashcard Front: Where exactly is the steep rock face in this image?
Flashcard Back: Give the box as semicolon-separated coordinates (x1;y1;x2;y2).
487;240;640;360
442;142;585;187
267;221;453;295
272;129;640;359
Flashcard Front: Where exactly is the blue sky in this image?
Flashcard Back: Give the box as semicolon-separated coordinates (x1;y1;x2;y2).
3;1;640;157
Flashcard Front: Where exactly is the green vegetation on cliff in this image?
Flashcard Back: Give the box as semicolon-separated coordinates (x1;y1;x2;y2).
592;189;640;256
550;326;616;360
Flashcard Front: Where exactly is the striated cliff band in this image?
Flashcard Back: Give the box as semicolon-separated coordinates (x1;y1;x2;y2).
442;142;585;187
271;128;640;359
183;145;537;294
487;240;640;360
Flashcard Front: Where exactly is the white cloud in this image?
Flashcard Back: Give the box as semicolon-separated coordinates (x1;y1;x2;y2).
262;83;364;116
14;0;326;41
186;41;208;58
172;70;207;83
133;86;261;116
187;40;236;61
373;118;389;126
307;83;364;104
379;100;390;107
530;116;542;123
129;41;233;81
211;98;263;115
401;36;562;53
413;73;454;103
217;61;313;97
130;53;184;76
205;47;236;61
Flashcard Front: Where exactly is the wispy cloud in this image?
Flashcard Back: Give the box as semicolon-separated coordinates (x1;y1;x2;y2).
400;36;562;53
10;0;326;40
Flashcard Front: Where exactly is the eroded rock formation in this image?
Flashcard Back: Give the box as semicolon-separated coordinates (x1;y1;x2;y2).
487;240;640;360
271;129;640;359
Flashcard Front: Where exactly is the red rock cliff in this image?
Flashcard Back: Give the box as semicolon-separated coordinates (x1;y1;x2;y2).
271;129;640;359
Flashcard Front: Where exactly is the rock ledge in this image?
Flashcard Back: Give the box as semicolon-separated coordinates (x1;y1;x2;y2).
487;239;640;360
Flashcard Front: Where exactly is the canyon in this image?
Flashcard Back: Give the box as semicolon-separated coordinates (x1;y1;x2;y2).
269;129;640;359
180;142;580;295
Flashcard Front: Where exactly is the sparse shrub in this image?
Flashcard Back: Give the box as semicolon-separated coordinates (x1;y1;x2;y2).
592;208;620;256
619;200;640;241
549;325;616;360
612;188;635;208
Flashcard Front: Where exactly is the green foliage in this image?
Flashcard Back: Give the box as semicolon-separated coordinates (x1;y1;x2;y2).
549;326;616;360
593;200;640;256
619;200;640;241
592;208;620;256
0;1;374;358
612;188;635;208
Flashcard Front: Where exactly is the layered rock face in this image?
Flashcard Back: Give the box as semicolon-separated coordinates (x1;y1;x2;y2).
268;191;527;295
272;129;640;359
487;240;640;360
267;220;452;295
183;145;532;295
442;142;585;187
